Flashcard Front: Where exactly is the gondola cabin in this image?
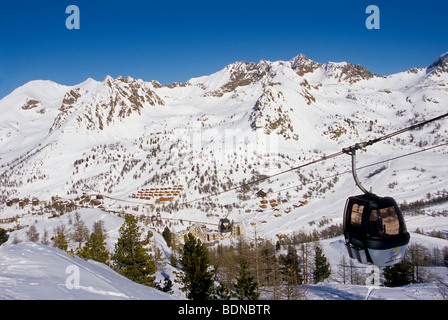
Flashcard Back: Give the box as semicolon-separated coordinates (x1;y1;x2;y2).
343;194;410;267
218;218;233;234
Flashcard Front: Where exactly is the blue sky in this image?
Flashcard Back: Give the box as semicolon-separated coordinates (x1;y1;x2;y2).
0;0;447;98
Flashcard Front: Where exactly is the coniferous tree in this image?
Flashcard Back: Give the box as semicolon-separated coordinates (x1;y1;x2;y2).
214;282;232;300
162;226;173;248
177;233;215;300
280;245;303;285
313;244;331;283
156;277;174;294
275;241;281;251
163;277;174;294
259;240;279;288
111;215;156;287
383;260;414;287
278;245;305;299
234;258;259;300
78;220;110;264
0;228;8;245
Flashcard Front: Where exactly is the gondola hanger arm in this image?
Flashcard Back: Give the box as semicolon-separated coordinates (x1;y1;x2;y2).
342;144;373;195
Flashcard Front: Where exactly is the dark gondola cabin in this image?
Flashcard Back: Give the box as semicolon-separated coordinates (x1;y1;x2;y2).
218;218;233;234
343;194;410;267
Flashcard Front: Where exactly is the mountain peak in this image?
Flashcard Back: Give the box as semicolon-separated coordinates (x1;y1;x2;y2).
102;75;114;84
426;52;448;76
290;54;321;76
47;74;165;133
75;77;100;92
323;61;378;83
290;53;314;63
289;54;377;83
428;52;448;67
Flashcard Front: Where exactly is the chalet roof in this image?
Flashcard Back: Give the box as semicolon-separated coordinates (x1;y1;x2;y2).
256;189;267;198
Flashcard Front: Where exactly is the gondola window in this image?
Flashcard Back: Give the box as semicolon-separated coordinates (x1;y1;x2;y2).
350;203;364;231
369;206;400;238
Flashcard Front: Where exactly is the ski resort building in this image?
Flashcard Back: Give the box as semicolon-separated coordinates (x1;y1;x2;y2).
173;222;243;246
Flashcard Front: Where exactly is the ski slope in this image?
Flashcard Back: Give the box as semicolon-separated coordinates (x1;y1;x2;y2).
0;241;180;300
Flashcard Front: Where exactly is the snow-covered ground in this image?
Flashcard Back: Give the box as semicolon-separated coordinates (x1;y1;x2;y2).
0;209;183;300
1;208;447;300
304;282;445;300
0;241;180;300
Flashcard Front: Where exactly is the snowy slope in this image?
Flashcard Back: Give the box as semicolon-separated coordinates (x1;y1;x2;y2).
0;208;183;300
0;241;180;300
1;241;445;300
304;282;445;300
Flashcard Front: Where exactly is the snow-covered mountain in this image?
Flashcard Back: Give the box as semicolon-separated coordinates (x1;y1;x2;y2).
1;52;447;218
1;52;448;299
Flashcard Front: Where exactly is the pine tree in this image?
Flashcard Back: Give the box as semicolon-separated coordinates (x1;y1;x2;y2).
162;277;174;294
280;245;303;285
111;215;156;287
234;258;259;300
177;233;215;300
78;220;110;264
214;282;232;300
162;226;172;248
383;260;414;287
313;244;331;283
156;277;174;294
0;228;8;245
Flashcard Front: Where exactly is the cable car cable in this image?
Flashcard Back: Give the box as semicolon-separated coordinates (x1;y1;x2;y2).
342;111;448;154
86;111;448;207
216;141;448;205
179;111;448;206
